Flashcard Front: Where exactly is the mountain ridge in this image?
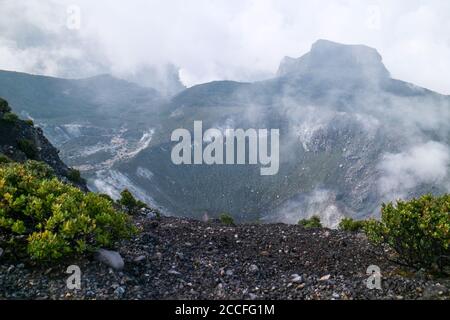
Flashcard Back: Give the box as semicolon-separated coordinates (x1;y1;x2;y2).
0;40;449;226
277;39;390;82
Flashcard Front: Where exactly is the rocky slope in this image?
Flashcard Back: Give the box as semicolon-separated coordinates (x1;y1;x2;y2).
0;97;87;190
1;215;448;300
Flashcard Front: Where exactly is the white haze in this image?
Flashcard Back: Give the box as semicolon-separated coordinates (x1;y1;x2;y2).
0;0;450;93
1;0;450;226
378;141;450;200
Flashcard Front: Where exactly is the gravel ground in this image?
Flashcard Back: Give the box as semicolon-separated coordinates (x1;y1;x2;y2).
0;216;449;300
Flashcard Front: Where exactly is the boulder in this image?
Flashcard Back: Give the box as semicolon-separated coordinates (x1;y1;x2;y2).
95;249;124;270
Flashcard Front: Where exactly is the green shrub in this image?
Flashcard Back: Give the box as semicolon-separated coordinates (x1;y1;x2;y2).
99;193;114;203
154;208;162;219
338;217;366;232
0;98;11;113
25;119;34;126
0;154;11;164
0;161;136;262
365;194;450;272
67;168;85;184
17;139;38;159
21;160;55;178
298;215;322;229
118;189;147;214
219;213;235;225
2;112;19;123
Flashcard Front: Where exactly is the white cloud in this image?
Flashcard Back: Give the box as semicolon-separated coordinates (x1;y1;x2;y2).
377;141;450;199
1;0;450;93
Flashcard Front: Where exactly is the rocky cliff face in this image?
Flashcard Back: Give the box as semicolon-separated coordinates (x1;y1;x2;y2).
277;39;391;85
0;97;87;190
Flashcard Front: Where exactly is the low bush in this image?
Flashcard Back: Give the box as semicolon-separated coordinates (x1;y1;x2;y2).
99;193;114;203
364;194;450;272
298;215;322;229
0;154;11;164
0;161;136;262
2;112;19;123
0;98;11;113
67;168;86;184
17;138;38;159
338;217;366;232
118;189;147;214
219;213;235;225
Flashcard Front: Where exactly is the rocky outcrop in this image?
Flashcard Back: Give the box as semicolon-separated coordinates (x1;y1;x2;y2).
277;39;391;85
0;97;87;190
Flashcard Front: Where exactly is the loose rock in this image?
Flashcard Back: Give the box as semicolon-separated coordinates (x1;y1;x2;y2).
249;264;259;273
1;216;449;300
95;249;125;271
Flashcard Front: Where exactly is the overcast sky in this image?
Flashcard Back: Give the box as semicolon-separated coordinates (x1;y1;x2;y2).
1;0;450;94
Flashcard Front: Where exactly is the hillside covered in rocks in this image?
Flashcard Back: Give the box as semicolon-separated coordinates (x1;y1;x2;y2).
1;215;449;300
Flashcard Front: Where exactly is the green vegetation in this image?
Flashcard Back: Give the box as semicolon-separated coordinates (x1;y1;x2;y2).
219;213;235;225
0;98;11;113
67;168;86;184
2;112;19;123
25;119;34;126
17;138;38;159
338;217;366;232
118;189;147;214
298;215;322;229
99;193;114;203
0;161;136;262
0;154;11;164
365;194;450;272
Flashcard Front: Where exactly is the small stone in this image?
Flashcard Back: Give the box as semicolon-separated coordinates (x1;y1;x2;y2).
249;264;259;273
114;286;125;296
291;274;303;283
133;255;146;263
0;247;3;258
248;293;257;300
332;292;340;299
296;283;306;290
168;269;181;276
95;249;125;270
175;252;184;259
225;269;234;276
319;274;331;281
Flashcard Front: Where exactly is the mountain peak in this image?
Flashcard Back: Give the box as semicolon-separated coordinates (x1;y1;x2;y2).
277;40;390;83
